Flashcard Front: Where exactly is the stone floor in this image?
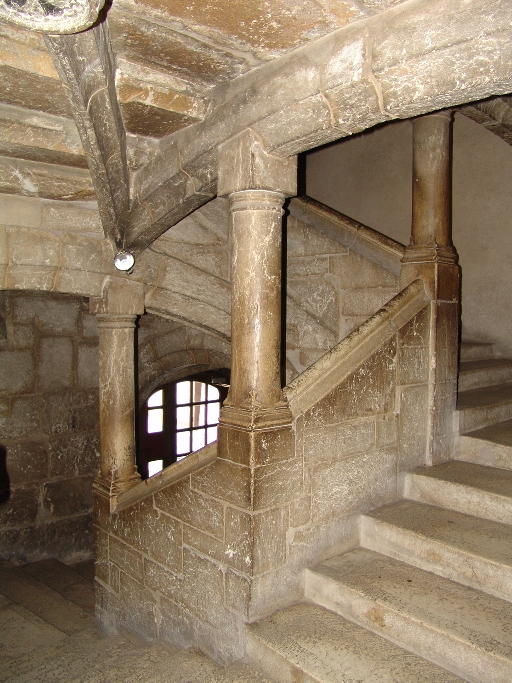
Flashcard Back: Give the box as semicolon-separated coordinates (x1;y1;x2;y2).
0;558;272;682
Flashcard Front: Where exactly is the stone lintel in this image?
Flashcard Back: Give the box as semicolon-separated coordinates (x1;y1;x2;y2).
218;129;297;197
90;276;144;316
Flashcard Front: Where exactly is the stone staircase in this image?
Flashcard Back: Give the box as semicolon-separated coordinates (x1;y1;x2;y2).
244;342;512;682
5;342;512;682
0;558;272;682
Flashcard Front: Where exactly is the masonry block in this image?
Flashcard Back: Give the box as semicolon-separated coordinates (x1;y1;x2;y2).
0;349;34;394
5;441;48;484
42;475;94;520
38;337;73;390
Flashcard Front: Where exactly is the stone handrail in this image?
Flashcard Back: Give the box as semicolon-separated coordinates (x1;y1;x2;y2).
113;442;217;513
289;196;405;275
284;279;428;418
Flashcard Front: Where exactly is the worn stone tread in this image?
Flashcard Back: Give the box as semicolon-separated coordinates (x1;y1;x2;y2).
361;499;512;601
457;383;512;410
404;461;512;523
466;419;512;448
457;426;512;471
0;561;94;636
459;359;512;392
457;383;512;433
20;559;95;613
460;343;495;362
246;602;464;682
306;548;512;682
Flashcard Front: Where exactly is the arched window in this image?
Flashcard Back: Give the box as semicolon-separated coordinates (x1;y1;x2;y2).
138;371;229;478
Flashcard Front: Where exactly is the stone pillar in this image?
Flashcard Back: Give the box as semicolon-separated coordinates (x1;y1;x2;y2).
215;131;297;623
401;111;460;465
218;130;297;438
91;277;144;511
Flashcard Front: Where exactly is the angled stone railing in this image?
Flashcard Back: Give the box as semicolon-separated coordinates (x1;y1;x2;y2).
285;279;428;417
113;442;217;513
289;196;405;275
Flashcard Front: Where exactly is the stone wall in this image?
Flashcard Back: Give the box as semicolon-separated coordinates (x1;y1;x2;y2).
0;290;100;564
285;208;401;379
93;283;431;663
306;113;512;357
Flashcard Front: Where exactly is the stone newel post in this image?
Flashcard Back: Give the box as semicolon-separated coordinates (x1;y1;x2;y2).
91;278;144;510
217;129;296;462
401;110;460;465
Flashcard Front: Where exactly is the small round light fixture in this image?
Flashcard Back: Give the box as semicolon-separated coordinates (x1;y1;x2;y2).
114;251;135;272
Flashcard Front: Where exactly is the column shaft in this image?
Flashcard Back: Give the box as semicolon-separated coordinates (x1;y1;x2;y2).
229;190;285;411
96;314;140;497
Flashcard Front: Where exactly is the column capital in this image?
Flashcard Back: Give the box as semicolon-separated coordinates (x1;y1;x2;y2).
90;276;144;316
218;129;297;197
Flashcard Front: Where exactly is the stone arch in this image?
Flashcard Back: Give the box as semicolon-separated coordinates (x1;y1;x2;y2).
139;349;230;406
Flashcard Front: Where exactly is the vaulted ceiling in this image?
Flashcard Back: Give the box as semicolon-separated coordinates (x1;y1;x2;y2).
1;0;512;257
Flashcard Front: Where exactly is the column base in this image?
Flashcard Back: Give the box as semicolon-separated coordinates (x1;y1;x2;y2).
93;468;141;513
218;404;294;468
220;402;293;430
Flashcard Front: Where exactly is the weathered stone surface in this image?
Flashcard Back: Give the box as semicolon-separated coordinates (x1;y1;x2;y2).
304;417;376;464
5;441;48;485
77;343;99;389
0;395;39;440
38;337;73;390
109;534;145;584
0;156;94;201
311;447;397;522
12;294;80;334
0;349;34;394
41;389;99;435
42;475;94;520
398;384;429;470
304;339;396;427
0;483;39;528
49;433;99;477
111;497;183;575
191;459;251;509
154;479;224;541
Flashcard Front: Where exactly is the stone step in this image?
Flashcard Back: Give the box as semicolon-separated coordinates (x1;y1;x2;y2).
457;420;512;470
403;461;512;524
360;499;512;602
20;558;95;613
457;383;512;433
459;359;512;392
68;559;94;583
460;342;495;361
0;560;94;636
305;548;512;683
245;602;464;682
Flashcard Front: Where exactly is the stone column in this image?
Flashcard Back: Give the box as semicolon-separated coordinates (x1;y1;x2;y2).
401;111;460;465
91;277;144;510
217;129;296;461
402;110;457;277
215;131;297;624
